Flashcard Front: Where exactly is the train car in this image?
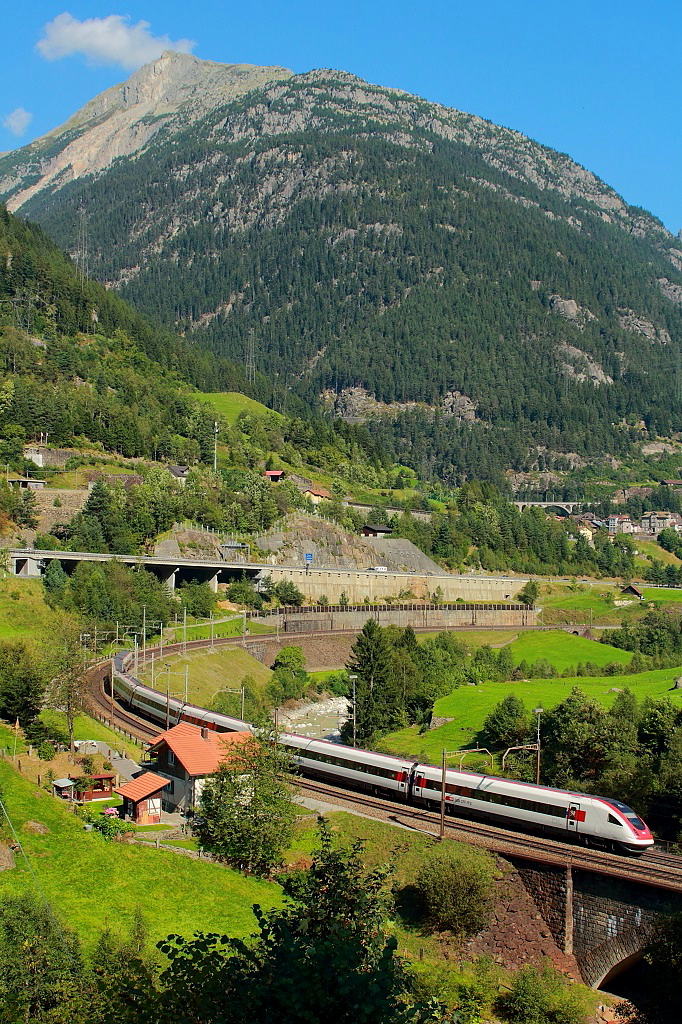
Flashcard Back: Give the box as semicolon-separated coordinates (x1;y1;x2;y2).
281;733;416;798
110;653;654;854
411;763;653;854
113;663;250;734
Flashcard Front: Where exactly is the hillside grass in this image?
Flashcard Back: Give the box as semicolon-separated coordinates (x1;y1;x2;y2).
380;665;682;765
634;538;682;567
164;617;271;642
137;647;272;709
195;391;280;424
0;578;61;644
39;710;142;759
0;759;280;946
419;630;519;648
508;630;632;670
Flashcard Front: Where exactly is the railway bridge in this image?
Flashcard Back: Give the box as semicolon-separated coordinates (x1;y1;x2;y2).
91;639;680;992
511;857;682;989
512;499;584;516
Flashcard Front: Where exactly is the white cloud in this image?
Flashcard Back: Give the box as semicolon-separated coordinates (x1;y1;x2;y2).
36;13;195;71
2;108;33;137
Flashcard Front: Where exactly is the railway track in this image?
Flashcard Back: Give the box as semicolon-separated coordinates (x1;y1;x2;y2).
91;649;682;892
294;777;682;891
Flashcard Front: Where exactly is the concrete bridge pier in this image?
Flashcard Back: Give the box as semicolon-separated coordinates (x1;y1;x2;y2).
156;566;178;593
11;553;43;578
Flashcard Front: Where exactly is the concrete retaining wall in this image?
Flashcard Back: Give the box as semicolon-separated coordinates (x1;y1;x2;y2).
264;566;526;604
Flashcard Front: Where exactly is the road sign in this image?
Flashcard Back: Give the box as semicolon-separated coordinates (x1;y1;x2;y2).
304;553;313;563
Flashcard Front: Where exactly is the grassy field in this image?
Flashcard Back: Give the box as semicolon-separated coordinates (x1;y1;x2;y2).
381;664;682;765
0;759;280;946
39;710;143;759
0;578;61;644
137;647;272;709
420;630;520;648
195;391;280;425
508;630;632;670
164;617;272;642
634;538;682;567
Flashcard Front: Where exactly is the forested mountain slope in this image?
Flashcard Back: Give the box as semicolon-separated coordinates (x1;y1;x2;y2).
4;55;682;481
0;207;250;459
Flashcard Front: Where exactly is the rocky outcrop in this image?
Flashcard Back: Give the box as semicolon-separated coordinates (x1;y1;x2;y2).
549;295;597;326
0;52;292;210
557;343;613;385
617;309;671;345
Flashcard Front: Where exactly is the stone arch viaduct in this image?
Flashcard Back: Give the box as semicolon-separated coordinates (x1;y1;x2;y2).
512;857;682;988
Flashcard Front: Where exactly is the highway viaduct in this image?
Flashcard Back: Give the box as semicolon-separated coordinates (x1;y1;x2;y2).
10;549;529;604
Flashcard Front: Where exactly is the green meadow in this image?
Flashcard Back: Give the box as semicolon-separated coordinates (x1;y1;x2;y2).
508;630;632;670
0;759;280;946
381;665;682;765
195;391;279;424
137;646;272;710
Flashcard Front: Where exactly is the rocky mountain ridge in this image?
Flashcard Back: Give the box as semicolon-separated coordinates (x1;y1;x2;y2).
0;52;292;211
4;53;682;481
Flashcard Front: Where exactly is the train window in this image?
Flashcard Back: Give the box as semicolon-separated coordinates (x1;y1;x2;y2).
302;749;398;779
627;815;645;830
608;814;623;826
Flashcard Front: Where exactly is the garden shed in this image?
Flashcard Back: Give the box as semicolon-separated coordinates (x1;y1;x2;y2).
115;772;169;825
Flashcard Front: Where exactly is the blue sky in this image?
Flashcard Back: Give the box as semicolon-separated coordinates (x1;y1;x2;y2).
2;2;681;231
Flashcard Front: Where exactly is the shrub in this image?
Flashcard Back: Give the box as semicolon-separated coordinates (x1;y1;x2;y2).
496;965;590;1024
92;817;135;841
414;845;495;937
36;742;54;762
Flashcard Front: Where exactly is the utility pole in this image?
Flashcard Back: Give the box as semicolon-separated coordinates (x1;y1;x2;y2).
440;750;447;840
348;674;357;747
183;606;187;656
142;605;146;666
533;707;543;785
213;421;219;473
184;664;189;704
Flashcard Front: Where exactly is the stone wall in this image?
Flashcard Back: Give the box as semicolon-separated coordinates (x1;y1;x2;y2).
511;859;682;989
251;602;536;633
571;870;682;988
465;858;580;979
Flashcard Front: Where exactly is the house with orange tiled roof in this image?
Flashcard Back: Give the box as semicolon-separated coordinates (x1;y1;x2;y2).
114;771;169;825
146;723;252;814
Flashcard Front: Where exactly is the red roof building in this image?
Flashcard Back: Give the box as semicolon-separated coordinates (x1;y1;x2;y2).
147;723;252;814
114;771;169;825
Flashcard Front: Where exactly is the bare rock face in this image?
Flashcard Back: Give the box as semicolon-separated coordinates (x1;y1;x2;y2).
557;343;612;385
321;386;423;423
658;277;682;305
1;52;292;211
441;390;477;422
617;309;671;345
549;295;596;327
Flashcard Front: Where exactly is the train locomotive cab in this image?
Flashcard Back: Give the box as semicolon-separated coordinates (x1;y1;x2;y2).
597;799;654;855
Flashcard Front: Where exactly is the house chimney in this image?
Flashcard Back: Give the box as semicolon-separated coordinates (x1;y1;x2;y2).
201;727;208;739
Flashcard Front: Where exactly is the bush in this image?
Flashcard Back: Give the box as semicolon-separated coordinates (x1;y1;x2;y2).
497;965;590;1024
273;580;304;606
414;846;495;937
36;742;54;762
92;817;135;841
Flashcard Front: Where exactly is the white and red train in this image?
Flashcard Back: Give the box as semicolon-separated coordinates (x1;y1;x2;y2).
112;655;654;855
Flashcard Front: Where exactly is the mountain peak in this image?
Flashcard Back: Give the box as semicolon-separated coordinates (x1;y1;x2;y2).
1;53;293;211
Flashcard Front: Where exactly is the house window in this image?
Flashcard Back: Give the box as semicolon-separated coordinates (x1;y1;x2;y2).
167;750;175;766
